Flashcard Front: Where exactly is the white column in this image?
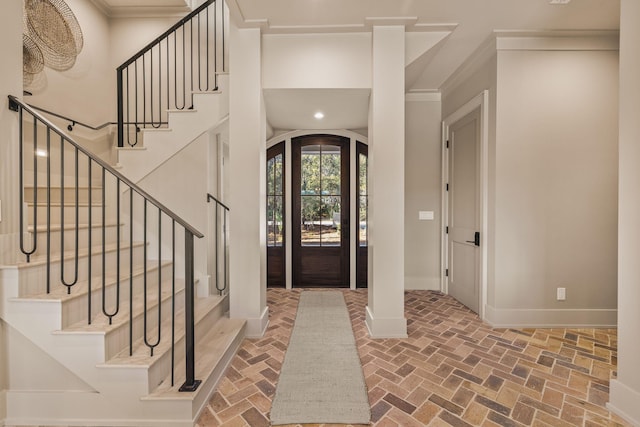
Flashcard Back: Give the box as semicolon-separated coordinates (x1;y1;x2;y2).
609;0;640;424
228;23;269;337
366;26;407;338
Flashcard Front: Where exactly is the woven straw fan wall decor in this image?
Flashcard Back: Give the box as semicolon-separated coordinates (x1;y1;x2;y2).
23;0;83;91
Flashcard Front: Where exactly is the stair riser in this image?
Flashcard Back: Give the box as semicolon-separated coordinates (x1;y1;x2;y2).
28;224;122;257
104;287;186;360
18;244;146;297
27;204;116;225
25;187;104;205
61;263;174;328
147;295;227;392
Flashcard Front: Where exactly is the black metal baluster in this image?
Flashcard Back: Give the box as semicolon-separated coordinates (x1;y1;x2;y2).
197;10;202;91
222;0;225;73
190;19;194;108
46;128;51;293
60;136;79;292
129;188;134;356
223;207;228;293
214;1;218;91
19;113;38;262
103;176;121;325
179;230;200;392
88;157;92;323
117;67;124;147
171;219;176;386
215;200;219;294
134;61;139;144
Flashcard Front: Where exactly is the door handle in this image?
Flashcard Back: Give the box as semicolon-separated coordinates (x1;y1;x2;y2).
466;232;480;246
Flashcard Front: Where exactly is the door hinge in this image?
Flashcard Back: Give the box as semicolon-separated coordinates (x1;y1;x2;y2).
445;268;449;277
446;226;449;234
446;140;450;149
446;183;449;191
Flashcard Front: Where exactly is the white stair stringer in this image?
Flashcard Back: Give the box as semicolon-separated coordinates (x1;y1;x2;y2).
117;74;229;185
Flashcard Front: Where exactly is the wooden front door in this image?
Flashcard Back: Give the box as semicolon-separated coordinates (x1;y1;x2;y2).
292;135;350;287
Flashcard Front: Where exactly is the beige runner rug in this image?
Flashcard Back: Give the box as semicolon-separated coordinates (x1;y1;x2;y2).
269;290;371;425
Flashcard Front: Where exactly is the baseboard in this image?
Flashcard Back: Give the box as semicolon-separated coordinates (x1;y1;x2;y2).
365;306;408;338
244;306;269;338
608;379;640;426
404;276;441;291
484;304;617;328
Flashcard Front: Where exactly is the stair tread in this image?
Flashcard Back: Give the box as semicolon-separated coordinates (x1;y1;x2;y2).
25;185;104;189
145;316;245;399
102;295;225;367
58;278;186;334
16;240;146;268
12;260;172;302
26;201;103;207
27;222;121;232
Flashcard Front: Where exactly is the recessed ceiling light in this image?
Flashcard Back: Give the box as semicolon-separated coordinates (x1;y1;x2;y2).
314;112;324;120
549;0;570;4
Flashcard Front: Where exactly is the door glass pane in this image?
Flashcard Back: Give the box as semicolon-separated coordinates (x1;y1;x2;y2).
321;145;341;195
301;145;320;195
274;154;283;195
267;158;275;195
358;152;368;247
322;196;341;246
359;153;367;196
267;195;275;246
273;196;283;246
301;196;321;246
359;195;367;246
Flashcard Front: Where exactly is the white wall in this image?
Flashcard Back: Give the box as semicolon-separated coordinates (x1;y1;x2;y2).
262;33;372;89
28;0;113;125
404;95;442;290
609;0;640;424
132;132;213;292
491;47;619;326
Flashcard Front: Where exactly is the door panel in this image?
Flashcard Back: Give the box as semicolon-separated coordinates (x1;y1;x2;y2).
448;109;480;313
356;142;368;288
267;143;285;287
292;135;349;287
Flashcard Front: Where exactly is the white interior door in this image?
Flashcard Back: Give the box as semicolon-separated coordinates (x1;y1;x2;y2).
448;108;481;313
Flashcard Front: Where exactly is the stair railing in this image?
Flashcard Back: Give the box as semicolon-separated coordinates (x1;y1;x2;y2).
117;0;226;148
10;95;204;392
28;103;167;132
207;193;229;296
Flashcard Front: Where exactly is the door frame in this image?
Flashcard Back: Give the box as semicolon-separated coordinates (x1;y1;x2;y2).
442;90;489;320
267;130;367;289
291;134;350;287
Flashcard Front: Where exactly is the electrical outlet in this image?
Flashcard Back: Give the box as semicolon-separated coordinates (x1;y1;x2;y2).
557;287;566;301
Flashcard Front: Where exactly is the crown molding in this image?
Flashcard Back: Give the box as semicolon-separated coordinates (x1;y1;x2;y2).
89;0;191;18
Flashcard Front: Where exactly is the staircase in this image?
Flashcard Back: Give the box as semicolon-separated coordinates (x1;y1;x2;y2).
0;1;242;425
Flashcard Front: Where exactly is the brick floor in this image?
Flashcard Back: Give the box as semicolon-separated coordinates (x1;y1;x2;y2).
195;289;631;427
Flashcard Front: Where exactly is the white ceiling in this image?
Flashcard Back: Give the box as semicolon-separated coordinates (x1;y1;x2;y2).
264;89;371;134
